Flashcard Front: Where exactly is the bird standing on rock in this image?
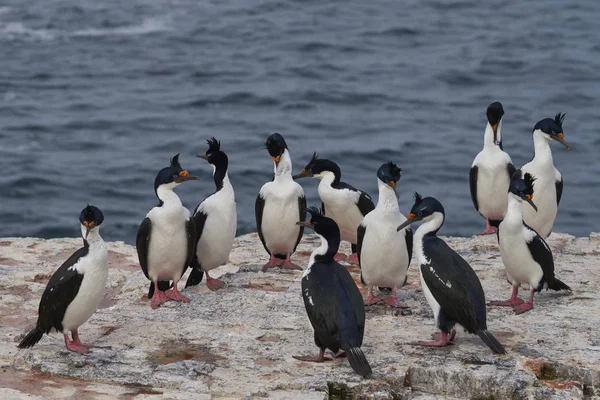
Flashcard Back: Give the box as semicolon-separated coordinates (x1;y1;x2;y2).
469;102;516;235
358;162;413;308
185;138;237;291
489;172;572;314
294;153;375;265
396;194;506;354
520;113;572;238
18;205;108;353
255;133;306;272
136;154;198;309
294;207;373;378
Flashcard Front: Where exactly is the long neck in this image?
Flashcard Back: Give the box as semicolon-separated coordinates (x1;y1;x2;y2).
414;211;444;240
310;231;340;264
80;225;105;248
503;193;523;226
156;184;183;207
532;130;553;166
318;171;338;192
274;149;294;183
376;180;399;212
483;122;500;149
213;159;229;192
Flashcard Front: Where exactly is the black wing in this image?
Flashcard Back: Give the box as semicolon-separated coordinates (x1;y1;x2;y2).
321;201;326;216
186;218;197;269
356;224;366;266
523;224;555;291
294;195;307;252
404;226;413;266
255;194;269;254
421;237;487;333
507;162;516;180
469;166;479;212
136;218;152;280
333;264;365;348
556;178;563;206
185;210;208;288
37;243;88;332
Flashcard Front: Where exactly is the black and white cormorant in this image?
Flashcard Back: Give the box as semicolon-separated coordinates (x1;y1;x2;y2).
396;194;506;354
18;205;108;353
136;154;198;309
255;133;306;271
293;153;375;265
357;162;413;308
185;138;237;291
489;172;571;314
294;207;373;378
520;113;572;238
469;102;516;235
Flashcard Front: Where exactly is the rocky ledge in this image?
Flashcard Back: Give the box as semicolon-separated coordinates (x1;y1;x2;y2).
0;233;599;400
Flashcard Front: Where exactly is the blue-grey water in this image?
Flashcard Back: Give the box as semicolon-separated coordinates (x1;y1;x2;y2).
1;0;599;244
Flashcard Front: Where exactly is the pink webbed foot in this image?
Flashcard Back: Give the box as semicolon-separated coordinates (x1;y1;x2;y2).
206;274;225;291
382;295;409;309
261;254;285;272
414;331;453;347
151;290;171;309
346;253;359;265
64;332;89;354
432;329;456;343
488;298;524;307
281;261;303;271
334;252;347;262
478;219;498;235
513;302;534;315
364;295;382;306
164;288;190;303
332;350;346;358
293;349;331;363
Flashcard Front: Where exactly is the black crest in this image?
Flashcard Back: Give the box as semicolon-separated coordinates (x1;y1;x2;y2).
377;161;402;183
206;137;221;153
307;206;322;220
413;192;423;204
170;153;182;170
265;133;288;157
523;172;536;190
309;152;319;164
79;204;104;226
554;113;566;130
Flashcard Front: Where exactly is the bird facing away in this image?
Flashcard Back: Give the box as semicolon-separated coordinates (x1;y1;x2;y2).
293;152;375;265
489;172;572;314
185;138;237;291
18;205;108;353
136;154;199;309
469;102;516;235
256;133;306;272
294;207;373;378
520;113;572;238
358;162;413;308
396;194;506;354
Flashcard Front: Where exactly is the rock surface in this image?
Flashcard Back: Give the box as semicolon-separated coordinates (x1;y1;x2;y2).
0;232;599;399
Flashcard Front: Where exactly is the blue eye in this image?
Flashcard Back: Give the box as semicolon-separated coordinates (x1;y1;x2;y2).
417;211;423;217
551;130;556;135
172;174;179;179
519;191;524;196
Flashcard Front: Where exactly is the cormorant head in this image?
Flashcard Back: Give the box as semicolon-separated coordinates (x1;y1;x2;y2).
197;137;228;168
377;161;402;191
293;152;340;181
79;204;104;239
154;154;199;195
265;133;288;166
509;171;537;211
486;101;504;146
396;192;445;232
533;113;572;150
296;206;340;238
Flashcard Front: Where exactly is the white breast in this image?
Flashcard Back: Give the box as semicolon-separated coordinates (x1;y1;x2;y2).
196;186;237;271
146;203;191;282
498;220;544;288
62;240;108;331
259;180;304;256
472;148;512;220
521;161;559;238
318;184;363;243
360;209;410;288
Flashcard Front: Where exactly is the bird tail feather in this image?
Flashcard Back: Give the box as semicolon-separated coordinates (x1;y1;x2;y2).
345;347;373;378
477;330;506;355
548;278;571;293
18;326;44;349
185;268;204;288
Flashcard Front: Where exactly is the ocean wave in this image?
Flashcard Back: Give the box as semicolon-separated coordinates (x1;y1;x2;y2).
71;17;171;37
0;22;56;40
